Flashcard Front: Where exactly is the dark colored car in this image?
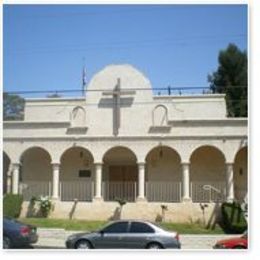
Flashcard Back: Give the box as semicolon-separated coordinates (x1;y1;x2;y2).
3;217;38;249
213;231;248;249
66;220;181;249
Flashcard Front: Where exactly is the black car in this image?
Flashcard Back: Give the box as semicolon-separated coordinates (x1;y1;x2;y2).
3;217;38;249
66;220;181;249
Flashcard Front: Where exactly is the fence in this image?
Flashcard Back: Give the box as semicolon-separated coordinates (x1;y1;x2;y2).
102;182;137;202
19;180;229;203
60;181;93;201
191;181;226;202
146;181;182;202
20;181;51;201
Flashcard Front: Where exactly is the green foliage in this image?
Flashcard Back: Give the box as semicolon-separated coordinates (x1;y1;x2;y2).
115;198;127;206
221;202;247;234
18;218;225;234
3;194;24;218
36;196;53;217
208;43;247;117
3;93;25;120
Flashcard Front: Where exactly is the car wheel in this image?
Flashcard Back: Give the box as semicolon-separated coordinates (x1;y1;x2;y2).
75;240;92;249
146;242;163;249
233;245;246;249
3;236;12;249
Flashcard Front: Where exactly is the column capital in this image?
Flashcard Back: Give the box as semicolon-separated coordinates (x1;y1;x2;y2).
94;162;103;166
52;162;60;167
52;163;60;172
12;162;20;168
225;162;234;166
181;162;190;166
138;162;146;166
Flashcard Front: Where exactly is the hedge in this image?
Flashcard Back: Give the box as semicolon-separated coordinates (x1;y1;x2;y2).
221;202;247;234
3;194;23;218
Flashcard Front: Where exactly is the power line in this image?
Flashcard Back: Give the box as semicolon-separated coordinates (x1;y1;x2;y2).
4;85;247;95
5;34;246;55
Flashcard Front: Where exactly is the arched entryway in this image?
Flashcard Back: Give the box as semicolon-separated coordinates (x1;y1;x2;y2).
3;152;11;194
190;145;226;202
102;146;138;202
145;146;182;202
234;146;248;202
20;147;52;200
60;147;94;201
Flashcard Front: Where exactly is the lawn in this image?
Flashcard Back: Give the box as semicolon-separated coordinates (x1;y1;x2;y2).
19;218;225;234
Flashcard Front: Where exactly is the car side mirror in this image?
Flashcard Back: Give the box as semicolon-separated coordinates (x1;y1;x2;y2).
100;230;104;236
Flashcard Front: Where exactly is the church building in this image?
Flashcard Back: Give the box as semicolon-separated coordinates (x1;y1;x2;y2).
3;64;248;222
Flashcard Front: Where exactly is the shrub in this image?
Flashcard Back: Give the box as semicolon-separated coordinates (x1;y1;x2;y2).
38;196;52;217
221;202;247;234
3;194;23;218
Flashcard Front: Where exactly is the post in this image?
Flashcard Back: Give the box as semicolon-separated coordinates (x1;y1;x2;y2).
94;163;103;201
12;163;20;194
226;163;234;202
52;163;60;200
137;162;146;202
182;163;191;201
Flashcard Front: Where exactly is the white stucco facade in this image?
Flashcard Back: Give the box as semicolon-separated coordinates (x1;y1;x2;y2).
3;64;248;222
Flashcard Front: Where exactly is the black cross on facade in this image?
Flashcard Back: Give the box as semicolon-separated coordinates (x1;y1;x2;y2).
102;78;136;136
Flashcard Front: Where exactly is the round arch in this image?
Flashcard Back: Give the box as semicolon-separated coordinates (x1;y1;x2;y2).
19;146;53;200
71;106;86;127
145;145;182;202
145;145;181;181
152;105;168;126
60;146;94;164
189;145;226;163
20;146;52;163
102;146;138;201
60;146;94;201
102;146;137;165
189;145;226;202
234;146;248;202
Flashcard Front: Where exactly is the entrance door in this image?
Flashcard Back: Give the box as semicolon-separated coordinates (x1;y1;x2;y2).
107;165;137;201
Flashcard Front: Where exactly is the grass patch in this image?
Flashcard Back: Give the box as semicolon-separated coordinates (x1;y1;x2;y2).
19;218;106;231
19;218;225;234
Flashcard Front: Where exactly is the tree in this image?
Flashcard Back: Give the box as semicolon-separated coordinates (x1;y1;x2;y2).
3;93;25;120
208;43;247;117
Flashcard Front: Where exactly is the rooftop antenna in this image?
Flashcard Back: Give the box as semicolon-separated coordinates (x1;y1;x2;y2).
82;57;87;96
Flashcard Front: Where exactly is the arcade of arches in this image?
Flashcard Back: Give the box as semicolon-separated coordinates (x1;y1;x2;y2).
3;145;248;203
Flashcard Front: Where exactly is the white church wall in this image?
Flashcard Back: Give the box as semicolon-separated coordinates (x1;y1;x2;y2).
24;98;85;122
18;65;226;136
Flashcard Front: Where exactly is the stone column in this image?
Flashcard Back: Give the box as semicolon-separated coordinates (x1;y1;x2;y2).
182;163;191;201
137;162;146;202
226;163;235;202
52;163;60;200
12;163;20;194
94;163;103;201
7;164;13;193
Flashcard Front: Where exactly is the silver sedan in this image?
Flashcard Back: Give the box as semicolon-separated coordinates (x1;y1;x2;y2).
66;220;181;249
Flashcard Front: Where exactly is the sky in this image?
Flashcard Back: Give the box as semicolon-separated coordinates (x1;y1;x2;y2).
3;4;247;97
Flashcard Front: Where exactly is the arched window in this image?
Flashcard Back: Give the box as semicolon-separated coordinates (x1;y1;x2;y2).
71;106;86;127
152;105;168;127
